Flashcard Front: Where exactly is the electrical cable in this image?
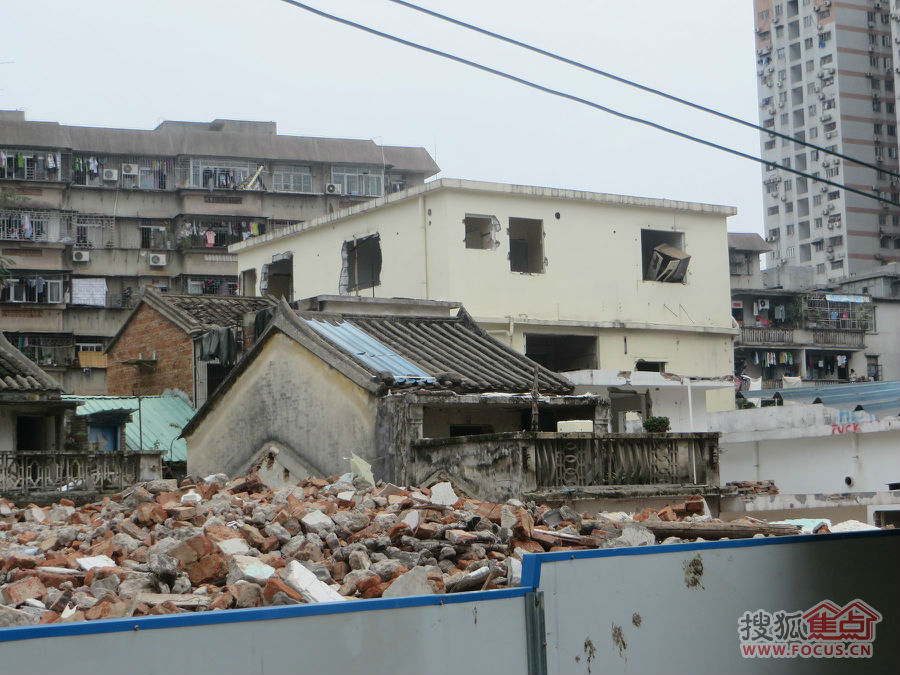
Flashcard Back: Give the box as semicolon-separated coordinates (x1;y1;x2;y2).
276;0;900;207
386;0;900;181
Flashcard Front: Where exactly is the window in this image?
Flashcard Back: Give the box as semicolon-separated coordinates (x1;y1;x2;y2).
831;259;844;270
827;190;840;201
635;360;666;373
816;263;826;274
786;246;796;258
881;235;892;248
873;100;882;112
809;127;818;139
765;140;776;150
871;79;881;91
140;225;167;249
0;275;64;304
525;334;598;371
759;8;770;20
331;166;384;197
767;182;779;195
786;223;795;235
0;210;48;242
780;113;789;125
186;278;238;296
879;214;887;225
889;125;897;136
640;229;689;283
823;98;835;110
464;214;498;250
508;218;544;274
777;47;785;60
272;165;312;193
813;194;822;206
813;239;824;251
768;205;780;215
803;16;813;27
820;55;832;66
875;123;883;135
188;159;252;189
826;167;839;178
784;180;793;192
341;234;382;292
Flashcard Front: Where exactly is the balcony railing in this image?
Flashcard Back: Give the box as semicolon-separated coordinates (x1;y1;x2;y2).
0;451;144;494
410;432;720;503
738;327;794;344
812;329;865;348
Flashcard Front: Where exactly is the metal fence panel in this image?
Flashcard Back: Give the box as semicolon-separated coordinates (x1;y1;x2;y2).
0;590;531;675
530;531;900;675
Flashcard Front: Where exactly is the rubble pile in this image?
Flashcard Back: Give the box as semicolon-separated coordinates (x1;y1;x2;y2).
0;472;801;626
726;480;779;495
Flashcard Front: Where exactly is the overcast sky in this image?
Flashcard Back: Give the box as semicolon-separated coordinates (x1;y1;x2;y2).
2;1;764;233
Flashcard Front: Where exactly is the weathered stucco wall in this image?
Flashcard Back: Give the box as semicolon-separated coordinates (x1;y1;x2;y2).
186;332;378;479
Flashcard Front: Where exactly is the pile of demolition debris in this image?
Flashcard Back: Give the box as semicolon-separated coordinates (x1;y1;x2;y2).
0;472;809;626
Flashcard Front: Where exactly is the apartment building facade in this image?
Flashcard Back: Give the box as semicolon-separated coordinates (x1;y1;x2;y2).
754;0;900;281
232;179;739;430
0;112;438;394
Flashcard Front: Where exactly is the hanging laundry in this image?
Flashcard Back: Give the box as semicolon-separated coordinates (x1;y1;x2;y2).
204;229;216;247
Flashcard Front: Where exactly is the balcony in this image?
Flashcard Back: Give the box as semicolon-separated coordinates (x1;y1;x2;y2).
410;432;719;503
812;329;865;348
0;451;146;494
738;326;794;345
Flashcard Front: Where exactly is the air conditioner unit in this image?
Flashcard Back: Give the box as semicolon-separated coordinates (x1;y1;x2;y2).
768;107;776;115
818;92;826;100
758;299;771;310
324;183;343;195
826;203;836;211
823;159;831;167
758;69;765;76
821;185;829;192
827;251;835;259
72;250;90;263
120;163;139;176
817;72;825;79
826;131;836;138
149;253;168;266
819;114;832;122
825;67;835;75
777;81;784;88
866;71;874;78
781;195;789;202
778;101;785;108
824;1;831;7
102;168;118;182
767;66;775;73
869;46;876;53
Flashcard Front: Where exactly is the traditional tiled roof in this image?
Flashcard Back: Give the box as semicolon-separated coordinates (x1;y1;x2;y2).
0;332;63;394
153;293;277;331
106;289;277;352
298;310;573;393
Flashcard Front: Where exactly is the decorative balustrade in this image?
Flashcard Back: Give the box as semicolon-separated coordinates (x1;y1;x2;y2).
738;327;794;344
0;451;143;494
410;432;719;502
812;329;865;348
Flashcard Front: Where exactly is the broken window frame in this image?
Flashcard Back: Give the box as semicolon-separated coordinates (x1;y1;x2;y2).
641;229;690;283
508;217;545;274
340;234;382;294
463;214;499;250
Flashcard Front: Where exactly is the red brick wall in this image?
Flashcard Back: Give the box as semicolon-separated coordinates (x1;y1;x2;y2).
106;304;195;403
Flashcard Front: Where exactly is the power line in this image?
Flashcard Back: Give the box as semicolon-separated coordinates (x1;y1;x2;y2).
386;0;900;182
276;0;900;207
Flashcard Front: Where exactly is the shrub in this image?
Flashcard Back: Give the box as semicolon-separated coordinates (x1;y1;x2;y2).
643;416;670;433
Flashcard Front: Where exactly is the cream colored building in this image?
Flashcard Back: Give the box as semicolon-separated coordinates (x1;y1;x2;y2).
231;179;739;429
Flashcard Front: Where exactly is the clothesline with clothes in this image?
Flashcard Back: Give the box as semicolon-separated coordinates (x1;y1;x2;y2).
0;150;62;180
179;220;266;247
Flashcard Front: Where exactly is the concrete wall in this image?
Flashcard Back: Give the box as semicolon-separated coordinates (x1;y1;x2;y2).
865;299;900;381
716;410;900;493
106;304;194;403
235;183;736;382
186;332;379;479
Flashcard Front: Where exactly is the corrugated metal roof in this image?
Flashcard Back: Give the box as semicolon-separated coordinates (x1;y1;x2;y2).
61;395;195;462
740;380;900;418
301;317;436;384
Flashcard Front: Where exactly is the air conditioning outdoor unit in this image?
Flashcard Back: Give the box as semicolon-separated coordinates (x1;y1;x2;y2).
324;183;343;195
768;107;776;115
869;46;876;53
826;131;836;138
866;72;874;78
823;159;831;166
821;185;829;192
758;299;771;311
149;253;168;267
818;92;826;100
72;250;90;263
102;168;118;182
120;163;139;176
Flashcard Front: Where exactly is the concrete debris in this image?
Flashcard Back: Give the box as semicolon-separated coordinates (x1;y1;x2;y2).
0;473;845;626
726;480;779;495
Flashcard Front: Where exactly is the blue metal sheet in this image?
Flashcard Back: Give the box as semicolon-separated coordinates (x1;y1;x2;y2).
61;395;195;462
740;380;900;417
301;317;436;383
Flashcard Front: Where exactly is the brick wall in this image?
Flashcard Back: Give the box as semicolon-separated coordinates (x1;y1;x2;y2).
107;304;195;403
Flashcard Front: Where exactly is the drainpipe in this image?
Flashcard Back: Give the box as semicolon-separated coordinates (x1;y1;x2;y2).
419;195;430;299
686;377;694;431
